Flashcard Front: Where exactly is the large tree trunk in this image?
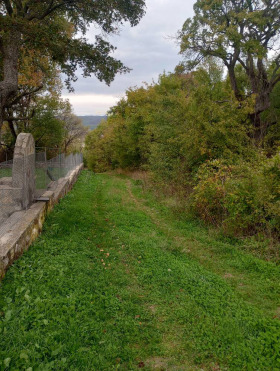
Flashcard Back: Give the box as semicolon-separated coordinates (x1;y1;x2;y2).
0;30;21;132
249;68;272;143
240;55;275;143
250;88;272;143
227;65;242;101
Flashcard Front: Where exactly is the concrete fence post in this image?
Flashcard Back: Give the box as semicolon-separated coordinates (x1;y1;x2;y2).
12;133;35;209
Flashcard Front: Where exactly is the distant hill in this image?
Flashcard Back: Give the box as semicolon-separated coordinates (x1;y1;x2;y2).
78;116;107;130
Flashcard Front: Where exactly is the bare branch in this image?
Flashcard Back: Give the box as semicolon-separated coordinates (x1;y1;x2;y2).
7;85;43;108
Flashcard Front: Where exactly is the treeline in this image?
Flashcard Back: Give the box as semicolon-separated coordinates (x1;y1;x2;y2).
0;0;146;158
1;93;88;158
85;61;280;246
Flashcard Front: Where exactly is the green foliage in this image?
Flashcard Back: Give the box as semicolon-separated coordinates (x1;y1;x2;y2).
0;0;146;135
85;62;254;177
177;0;280;141
0;172;280;369
84;60;280;243
179;0;280;69
177;66;253;169
262;82;280;152
191;155;280;236
1;94;88;151
84;119;115;172
85;63;253;175
0;0;146;87
28;96;65;148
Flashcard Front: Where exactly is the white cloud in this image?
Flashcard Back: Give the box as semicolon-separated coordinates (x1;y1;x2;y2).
62;0;196;115
61;94;123;115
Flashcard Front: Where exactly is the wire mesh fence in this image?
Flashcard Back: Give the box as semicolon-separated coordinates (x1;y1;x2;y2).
35;151;83;198
0;159;21;225
0;145;83;225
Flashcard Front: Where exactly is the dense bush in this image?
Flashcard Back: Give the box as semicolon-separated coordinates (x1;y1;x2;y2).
191;156;280;236
84;61;280;243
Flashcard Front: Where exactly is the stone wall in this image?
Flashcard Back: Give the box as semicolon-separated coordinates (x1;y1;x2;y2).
0;162;84;280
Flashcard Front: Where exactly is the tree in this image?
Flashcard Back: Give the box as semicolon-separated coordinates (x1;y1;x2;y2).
178;0;280;141
57;101;88;152
2;53;63;142
3;91;88;151
85;64;253;177
13;94;66;148
0;0;146;130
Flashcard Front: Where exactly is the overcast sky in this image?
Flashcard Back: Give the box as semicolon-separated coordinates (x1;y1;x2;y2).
62;0;196;115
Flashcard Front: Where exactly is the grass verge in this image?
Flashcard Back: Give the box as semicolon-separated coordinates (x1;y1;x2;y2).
0;171;279;370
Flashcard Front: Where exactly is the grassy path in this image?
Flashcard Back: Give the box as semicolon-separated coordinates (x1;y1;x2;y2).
0;171;279;370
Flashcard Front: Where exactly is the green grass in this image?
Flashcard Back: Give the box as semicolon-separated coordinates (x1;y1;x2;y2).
0;168;12;178
0;171;279;370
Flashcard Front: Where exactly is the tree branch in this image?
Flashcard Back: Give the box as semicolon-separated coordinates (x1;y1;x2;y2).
3;115;33;121
7;119;17;139
27;0;75;21
237;57;249;72
271;73;280;88
3;0;13;15
7;85;43;108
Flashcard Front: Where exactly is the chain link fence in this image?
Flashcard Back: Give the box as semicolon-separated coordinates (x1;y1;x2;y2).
0;143;83;225
35;150;83;197
0;156;20;224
